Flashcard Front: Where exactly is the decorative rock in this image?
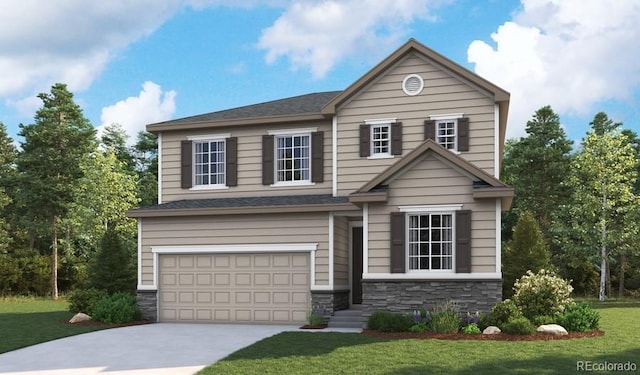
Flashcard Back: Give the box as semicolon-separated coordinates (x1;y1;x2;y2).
537;324;568;336
69;313;91;324
482;326;501;335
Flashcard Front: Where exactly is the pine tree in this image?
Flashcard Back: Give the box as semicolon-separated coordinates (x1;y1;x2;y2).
502;211;552;297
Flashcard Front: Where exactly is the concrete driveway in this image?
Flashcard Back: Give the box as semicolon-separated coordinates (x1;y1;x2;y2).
0;323;331;375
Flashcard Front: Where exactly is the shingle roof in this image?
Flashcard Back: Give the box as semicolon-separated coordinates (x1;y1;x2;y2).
131;194;350;212
150;91;342;127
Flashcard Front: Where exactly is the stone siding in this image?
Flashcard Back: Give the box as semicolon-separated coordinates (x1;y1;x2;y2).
136;289;158;321
361;279;501;317
311;290;350;316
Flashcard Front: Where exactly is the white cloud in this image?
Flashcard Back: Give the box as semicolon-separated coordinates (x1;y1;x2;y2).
467;0;640;139
99;82;177;142
257;0;449;79
0;1;183;99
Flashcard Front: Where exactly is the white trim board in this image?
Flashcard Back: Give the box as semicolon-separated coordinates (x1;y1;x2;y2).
151;243;318;254
363;272;502;280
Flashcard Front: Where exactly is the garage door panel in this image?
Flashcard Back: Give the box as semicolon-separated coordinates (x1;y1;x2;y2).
159;252;310;324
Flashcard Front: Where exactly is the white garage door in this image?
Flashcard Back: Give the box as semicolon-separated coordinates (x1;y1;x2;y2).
158;252;310;324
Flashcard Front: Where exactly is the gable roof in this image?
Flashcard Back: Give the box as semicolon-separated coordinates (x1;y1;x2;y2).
147;91;340;132
321;38;510;154
349;139;513;209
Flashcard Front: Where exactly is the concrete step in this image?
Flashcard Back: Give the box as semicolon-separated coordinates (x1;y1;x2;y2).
327;309;366;329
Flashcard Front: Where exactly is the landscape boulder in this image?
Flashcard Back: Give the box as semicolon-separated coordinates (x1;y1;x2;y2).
482;326;501;335
69;313;92;324
537;324;568;336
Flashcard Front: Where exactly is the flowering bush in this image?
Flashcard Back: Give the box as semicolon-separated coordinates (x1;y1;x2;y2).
409;310;430;333
513;269;573;321
461;311;481;334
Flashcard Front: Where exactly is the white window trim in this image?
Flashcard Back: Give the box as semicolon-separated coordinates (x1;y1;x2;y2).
272;130;313;185
187;133;231;141
363;272;501;280
191;137;228;189
428;113;464;121
399;204;463;212
365;118;396;159
406;210;456;273
268;127;317;136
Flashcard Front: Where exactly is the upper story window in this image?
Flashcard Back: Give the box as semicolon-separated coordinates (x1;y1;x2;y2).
359;120;403;158
180;134;237;190
263;128;324;186
194;139;225;186
436;120;457;150
371;124;390;156
276;134;310;182
424;114;469;152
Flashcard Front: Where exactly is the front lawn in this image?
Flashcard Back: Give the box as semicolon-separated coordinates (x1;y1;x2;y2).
0;297;108;354
200;304;640;374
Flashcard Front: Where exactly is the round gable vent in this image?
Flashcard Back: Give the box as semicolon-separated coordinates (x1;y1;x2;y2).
402;74;424;96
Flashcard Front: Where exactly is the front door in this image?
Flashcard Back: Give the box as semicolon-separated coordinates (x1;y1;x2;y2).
351;226;363;304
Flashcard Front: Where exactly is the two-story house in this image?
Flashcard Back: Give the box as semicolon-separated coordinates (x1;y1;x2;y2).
128;38;513;324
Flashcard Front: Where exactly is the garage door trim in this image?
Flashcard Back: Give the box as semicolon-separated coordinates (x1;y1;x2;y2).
145;243;318;290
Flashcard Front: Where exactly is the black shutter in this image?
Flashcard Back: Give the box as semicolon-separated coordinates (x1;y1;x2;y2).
390;212;406;273
225;137;238;187
457;117;470;151
391;122;403;155
180;140;192;189
311;131;324;183
262;135;274;185
359;124;370;157
424;119;436;140
455;210;472;273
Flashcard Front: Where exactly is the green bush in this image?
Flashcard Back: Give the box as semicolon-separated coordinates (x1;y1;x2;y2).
502;316;536;335
556;302;600;332
513;269;573;321
532;315;556;326
488;299;522;327
462;323;481;334
92;292;140;324
429;301;461;334
367;311;412;332
68;288;107;316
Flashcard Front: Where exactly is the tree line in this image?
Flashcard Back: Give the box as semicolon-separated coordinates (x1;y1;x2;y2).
0;83;157;298
0;84;638;301
502;106;640;300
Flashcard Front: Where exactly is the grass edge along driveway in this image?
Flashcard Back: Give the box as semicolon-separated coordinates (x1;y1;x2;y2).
0;298;108;354
200;304;640;375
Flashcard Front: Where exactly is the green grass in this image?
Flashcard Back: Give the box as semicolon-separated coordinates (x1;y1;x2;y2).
200;305;640;375
0;297;109;354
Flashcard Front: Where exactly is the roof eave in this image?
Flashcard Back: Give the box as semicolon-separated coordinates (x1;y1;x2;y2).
146;113;329;133
127;202;359;218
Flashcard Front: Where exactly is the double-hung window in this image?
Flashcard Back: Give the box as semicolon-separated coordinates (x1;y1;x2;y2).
371;124;390;156
407;212;454;271
436;120;456;150
194;139;226;186
276;134;310;183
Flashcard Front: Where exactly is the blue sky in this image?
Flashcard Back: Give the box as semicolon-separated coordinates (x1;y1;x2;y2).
1;0;639;146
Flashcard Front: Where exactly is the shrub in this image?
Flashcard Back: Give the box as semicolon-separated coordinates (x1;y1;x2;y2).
429;301;461;334
92;292;140;324
513;269;573;321
556;302;600;332
409;310;431;333
367;311;412;332
488;299;522;328
502;316;536;335
532;315;556;326
68;288;107;316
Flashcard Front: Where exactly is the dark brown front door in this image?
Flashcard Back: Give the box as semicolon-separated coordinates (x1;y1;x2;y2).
352;226;363;304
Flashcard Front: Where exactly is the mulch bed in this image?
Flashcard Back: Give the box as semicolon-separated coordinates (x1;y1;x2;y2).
64;319;153;328
362;329;604;341
300;324;329;329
